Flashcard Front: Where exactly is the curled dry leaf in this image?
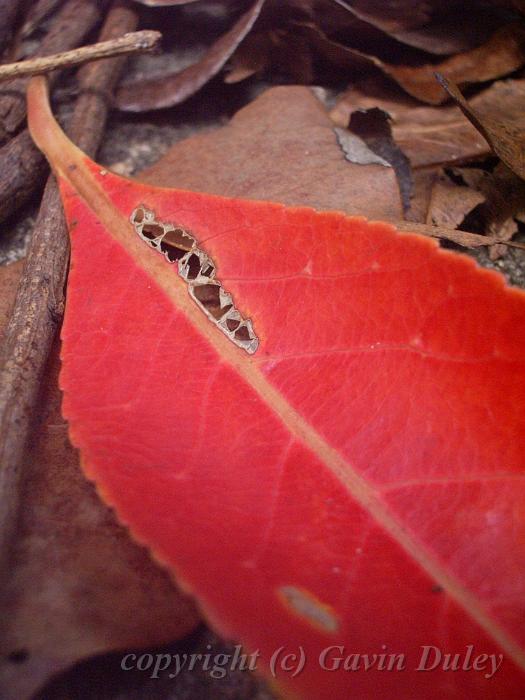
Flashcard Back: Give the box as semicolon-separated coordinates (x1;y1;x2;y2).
436;73;525;181
382;22;525;105
332;0;504;55
115;0;265;111
330;79;525;169
26;73;525;699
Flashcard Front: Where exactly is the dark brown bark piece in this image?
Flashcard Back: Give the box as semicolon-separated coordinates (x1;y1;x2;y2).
0;0;103;141
0;130;48;225
20;0;64;40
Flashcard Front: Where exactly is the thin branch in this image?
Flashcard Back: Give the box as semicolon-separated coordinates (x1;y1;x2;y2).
0;30;161;82
394;220;525;250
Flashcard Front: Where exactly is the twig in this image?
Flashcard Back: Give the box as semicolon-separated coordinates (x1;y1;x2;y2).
0;0;139;592
394;220;525;250
0;30;161;82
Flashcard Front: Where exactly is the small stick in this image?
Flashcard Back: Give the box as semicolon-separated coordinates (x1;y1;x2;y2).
394;220;525;251
0;30;161;82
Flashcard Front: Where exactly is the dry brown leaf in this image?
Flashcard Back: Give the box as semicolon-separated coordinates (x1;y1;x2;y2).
426;171;485;229
225;26;318;84
422;163;525;259
253;21;525;107
0;264;199;700
383;22;525;105
116;0;265;111
332;0;505;54
330;78;525;168
138;84;403;219
436;73;525;180
452;163;525;258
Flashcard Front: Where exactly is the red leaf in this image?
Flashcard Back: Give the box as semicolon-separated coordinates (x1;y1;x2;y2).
28;76;525;699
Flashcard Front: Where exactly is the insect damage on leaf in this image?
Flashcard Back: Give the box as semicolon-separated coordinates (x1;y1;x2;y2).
130;205;259;354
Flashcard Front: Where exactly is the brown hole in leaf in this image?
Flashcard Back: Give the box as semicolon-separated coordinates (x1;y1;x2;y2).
185;253;202;280
160;228;195;262
132;207;145;224
142;222;165;240
130;206;258;353
234;325;252;342
201;263;215;278
226;317;241;331
193;283;232;320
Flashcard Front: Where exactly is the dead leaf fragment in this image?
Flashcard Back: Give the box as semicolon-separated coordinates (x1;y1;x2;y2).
453;163;525;257
334;127;390;167
436;73;525;181
426;171;485;229
137;83;519;251
116;0;265;111
348;107;412;212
